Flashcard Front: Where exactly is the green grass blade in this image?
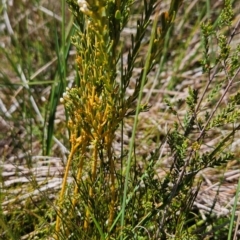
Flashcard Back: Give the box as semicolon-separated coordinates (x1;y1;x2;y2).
120;15;158;238
45;15;74;155
228;176;240;240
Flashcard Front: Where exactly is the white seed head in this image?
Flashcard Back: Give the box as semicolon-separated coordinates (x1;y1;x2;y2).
77;0;90;14
80;4;88;13
77;0;86;7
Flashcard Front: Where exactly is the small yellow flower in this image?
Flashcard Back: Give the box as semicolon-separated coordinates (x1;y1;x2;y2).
192;141;200;151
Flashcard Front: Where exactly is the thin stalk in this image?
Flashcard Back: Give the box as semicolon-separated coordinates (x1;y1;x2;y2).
84;140;98;229
72;137;87;209
120;15;158;238
195;19;240;115
197;66;240;141
55;138;81;238
107;135;115;228
61;0;66;90
228;176;240;240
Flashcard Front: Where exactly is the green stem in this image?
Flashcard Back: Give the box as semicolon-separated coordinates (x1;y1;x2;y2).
120;15;158;239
